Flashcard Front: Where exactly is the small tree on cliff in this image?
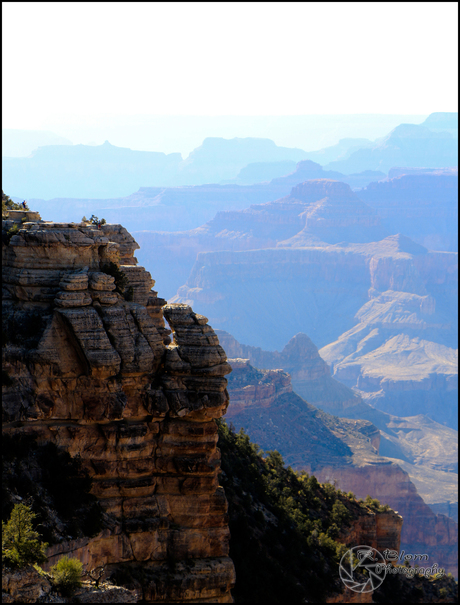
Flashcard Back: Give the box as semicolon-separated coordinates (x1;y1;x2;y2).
2;503;48;568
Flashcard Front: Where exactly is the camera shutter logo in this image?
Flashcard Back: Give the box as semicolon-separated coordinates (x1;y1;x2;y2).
339;545;387;593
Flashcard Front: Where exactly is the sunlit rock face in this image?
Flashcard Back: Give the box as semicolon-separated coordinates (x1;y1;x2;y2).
2;211;235;603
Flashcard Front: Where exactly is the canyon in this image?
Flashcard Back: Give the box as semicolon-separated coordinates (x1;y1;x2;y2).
165;178;457;433
216;329;458;522
224;357;458;577
2;206;457;601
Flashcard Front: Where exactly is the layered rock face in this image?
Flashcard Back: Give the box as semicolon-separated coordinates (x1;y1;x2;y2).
2;212;235;602
225;358;458;577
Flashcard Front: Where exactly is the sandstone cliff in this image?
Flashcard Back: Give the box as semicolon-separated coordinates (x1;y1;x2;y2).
2;211;235;602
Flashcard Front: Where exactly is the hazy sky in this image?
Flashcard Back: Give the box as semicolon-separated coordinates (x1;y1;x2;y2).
2;2;458;151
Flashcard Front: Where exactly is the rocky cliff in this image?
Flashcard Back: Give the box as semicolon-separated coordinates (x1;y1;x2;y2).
2;211;235;602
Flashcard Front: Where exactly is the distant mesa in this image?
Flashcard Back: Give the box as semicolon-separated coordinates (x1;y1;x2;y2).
129;169;456;300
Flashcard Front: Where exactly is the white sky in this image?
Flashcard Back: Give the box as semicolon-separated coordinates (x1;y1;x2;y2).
2;1;458;132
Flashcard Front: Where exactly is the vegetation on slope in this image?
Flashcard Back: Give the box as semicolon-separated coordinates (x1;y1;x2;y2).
218;419;358;602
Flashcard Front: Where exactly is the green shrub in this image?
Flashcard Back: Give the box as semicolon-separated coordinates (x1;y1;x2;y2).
364;494;381;510
2;503;48;568
50;555;83;596
331;500;352;525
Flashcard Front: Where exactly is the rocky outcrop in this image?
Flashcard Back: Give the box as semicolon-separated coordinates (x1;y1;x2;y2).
2;211;235;602
223;358;292;415
2;566;52;604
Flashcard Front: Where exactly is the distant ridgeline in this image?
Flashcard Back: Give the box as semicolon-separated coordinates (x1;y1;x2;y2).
2;112;457;209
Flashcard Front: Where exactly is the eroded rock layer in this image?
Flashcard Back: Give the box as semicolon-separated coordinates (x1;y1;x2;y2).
2;212;235;603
